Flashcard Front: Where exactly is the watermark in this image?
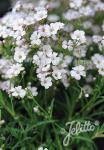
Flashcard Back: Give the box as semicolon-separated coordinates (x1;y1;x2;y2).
61;120;99;146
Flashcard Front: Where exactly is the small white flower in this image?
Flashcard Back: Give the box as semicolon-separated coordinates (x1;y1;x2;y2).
85;93;89;98
92;54;104;75
52;67;62;80
38;22;64;37
48;14;59;22
98;68;104;76
33;106;39;113
70;65;86;80
0;80;14;94
10;86;26;98
92;35;102;43
38;24;51;37
50;22;64;35
61;74;70;88
7;63;24;79
34;7;47;21
27;86;38;97
14;50;26;63
71;30;86;44
63;56;73;67
0;120;5;125
42;45;53;57
51;52;61;65
38;147;48;150
73;45;87;58
41;77;52;89
69;0;83;9
30;31;41;46
62;40;73;51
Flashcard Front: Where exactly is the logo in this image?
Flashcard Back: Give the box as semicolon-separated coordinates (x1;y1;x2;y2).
62;120;99;146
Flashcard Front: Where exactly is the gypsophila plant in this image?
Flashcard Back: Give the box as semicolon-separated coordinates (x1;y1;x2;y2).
0;0;104;149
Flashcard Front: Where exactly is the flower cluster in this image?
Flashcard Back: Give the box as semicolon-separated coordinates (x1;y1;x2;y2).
63;0;104;21
62;30;87;58
33;45;71;89
0;0;103;100
70;65;86;80
30;22;64;46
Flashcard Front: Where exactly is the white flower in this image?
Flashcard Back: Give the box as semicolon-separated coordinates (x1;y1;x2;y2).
0;80;14;94
41;77;52;89
14;50;26;63
51;52;61;65
50;23;60;35
63;9;80;21
33;106;39;113
50;22;64;35
91;54;104;70
27;86;38;97
71;30;86;44
10;86;26;98
63;56;73;67
52;67;63;80
33;54;40;66
70;65;86;80
38;24;51;37
98;68;104;76
38;22;64;37
42;45;53;57
38;147;48;150
73;45;87;58
7;63;24;79
30;31;41;46
0;120;5;125
34;7;47;21
61;74;69;88
62;40;73;51
48;14;59;22
69;0;83;9
92;35;102;43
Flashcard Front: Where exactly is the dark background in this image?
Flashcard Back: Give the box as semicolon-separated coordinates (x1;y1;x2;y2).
0;0;12;17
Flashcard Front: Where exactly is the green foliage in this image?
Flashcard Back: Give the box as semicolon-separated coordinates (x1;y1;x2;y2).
0;76;104;149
